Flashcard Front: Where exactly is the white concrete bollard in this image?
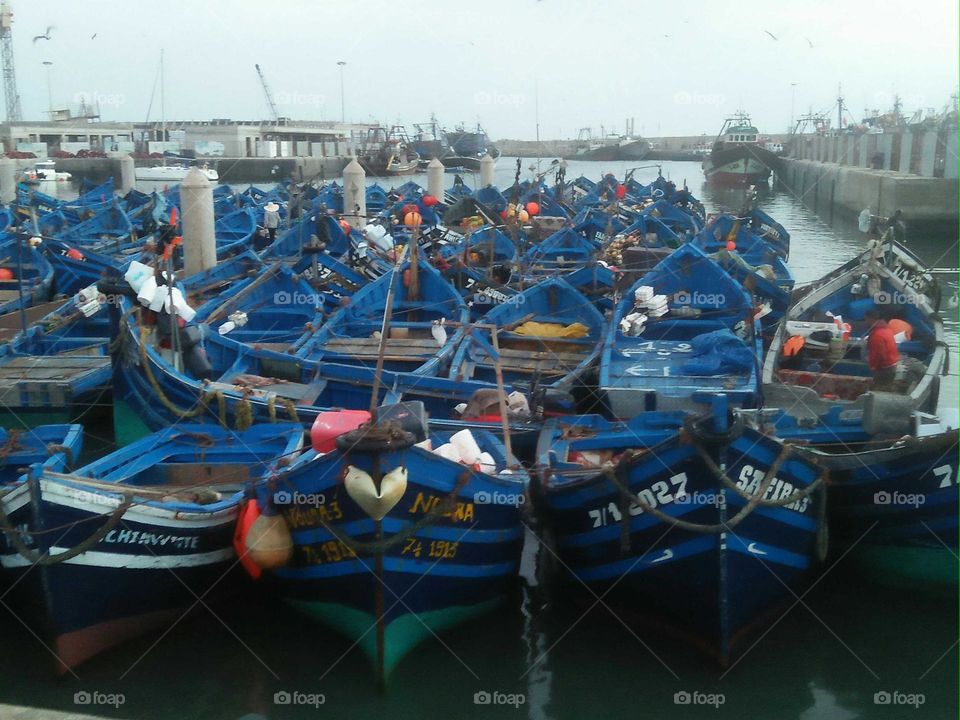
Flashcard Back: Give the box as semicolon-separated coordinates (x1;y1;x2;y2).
181;168;217;276
480;154;495;187
343;159;366;230
0;157;15;205
120;154;136;194
427;158;444;202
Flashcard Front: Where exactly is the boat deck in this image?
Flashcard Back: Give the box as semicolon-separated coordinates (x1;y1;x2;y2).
0;355;111;405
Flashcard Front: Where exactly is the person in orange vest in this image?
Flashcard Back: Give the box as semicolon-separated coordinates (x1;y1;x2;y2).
865;309;925;392
865;308;900;390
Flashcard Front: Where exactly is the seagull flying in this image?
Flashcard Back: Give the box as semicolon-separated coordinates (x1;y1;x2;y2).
32;26;55;43
764;30;778;41
91;33;98;40
805;36;814;48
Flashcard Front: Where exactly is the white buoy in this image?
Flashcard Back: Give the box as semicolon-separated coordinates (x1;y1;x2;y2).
119;154;136;194
427;157;444;201
0;157;15;205
181;168;217;276
342;159;366;230
480;153;495;187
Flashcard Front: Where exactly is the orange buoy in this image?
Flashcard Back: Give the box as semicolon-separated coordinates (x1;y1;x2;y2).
0;268;13;281
233;499;263;579
404;211;422;227
518;209;530;223
725;240;737;251
244;507;293;571
525;202;540;216
66;248;84;261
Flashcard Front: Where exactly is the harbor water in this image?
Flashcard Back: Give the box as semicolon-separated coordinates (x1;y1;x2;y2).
0;161;955;720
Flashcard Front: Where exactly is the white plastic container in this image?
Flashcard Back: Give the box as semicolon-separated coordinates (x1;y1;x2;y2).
124;260;153;293
433;443;462;463
476;452;496;474
449;429;481;465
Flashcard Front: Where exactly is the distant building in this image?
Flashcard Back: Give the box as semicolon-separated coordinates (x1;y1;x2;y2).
0;117;378;158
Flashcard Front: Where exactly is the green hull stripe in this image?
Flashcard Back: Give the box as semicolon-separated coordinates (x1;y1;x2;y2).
852;545;957;597
287;597;503;679
113;399;153;447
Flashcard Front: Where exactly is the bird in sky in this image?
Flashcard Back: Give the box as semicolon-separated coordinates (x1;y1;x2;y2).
764;30;778;41
91;33;98;40
805;36;815;48
32;25;55;43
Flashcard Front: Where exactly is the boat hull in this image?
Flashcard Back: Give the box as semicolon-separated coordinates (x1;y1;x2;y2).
537;426;823;664
0;477;239;673
702;145;778;186
259;441;525;681
811;430;959;597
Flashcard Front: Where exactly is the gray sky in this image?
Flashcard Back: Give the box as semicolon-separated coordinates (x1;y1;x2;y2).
10;0;959;139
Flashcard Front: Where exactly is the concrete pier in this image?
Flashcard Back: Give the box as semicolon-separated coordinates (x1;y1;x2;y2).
780;126;957;235
778;157;958;234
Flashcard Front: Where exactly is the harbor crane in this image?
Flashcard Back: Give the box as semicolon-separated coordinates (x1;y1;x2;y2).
255;63;279;123
0;1;22;121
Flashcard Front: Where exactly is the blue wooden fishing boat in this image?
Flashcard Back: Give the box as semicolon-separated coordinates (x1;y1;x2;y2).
365;184;390;215
193;262;327;348
41;239;138;296
745;400;957;595
621;199;703;240
601;243;760;418
0;423;83;483
294;258;468;375
534;405;826;665
0;294;113;425
52;204;134;248
252;420;526;683
0;423;304;672
108;297;539;447
571;207;627;243
0;234;54;314
474;186;508;214
213;207;258;255
762;238;946;413
0;206;14;233
449;277;605;391
522;227;599;273
701;208;790;261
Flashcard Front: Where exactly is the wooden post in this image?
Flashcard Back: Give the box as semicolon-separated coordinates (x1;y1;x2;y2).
408;224;420;301
487;325;514;465
368;246;408;417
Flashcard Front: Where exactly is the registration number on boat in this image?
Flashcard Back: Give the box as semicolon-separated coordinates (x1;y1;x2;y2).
401;538;459;560
587;473;689;528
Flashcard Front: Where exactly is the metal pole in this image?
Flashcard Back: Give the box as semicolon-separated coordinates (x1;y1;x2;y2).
337;61;346;123
790;82;797;133
15;233;27;336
